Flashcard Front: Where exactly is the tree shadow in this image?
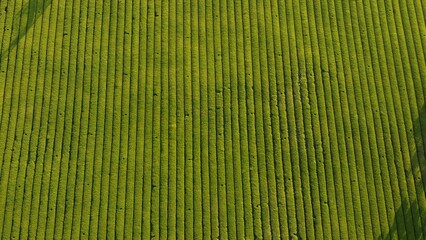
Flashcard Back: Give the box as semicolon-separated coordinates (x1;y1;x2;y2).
381;102;426;239
0;0;52;63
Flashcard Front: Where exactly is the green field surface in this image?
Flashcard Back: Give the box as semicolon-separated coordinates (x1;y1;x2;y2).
0;0;425;238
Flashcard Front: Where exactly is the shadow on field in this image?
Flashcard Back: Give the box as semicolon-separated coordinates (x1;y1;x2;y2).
381;102;426;239
0;0;52;63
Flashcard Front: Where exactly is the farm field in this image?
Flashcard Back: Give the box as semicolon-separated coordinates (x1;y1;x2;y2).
0;0;425;238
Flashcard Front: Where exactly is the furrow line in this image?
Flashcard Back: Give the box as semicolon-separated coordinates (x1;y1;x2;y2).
0;0;24;232
10;0;46;236
198;0;212;238
69;0;92;237
175;0;185;237
18;0;53;238
313;1;342;238
346;0;385;237
47;10;70;235
106;0;124;236
305;0;333;237
149;0;162;237
114;0;129;236
27;0;63;237
96;0;116;236
2;0;37;236
140;0;155;237
360;1;399;239
276;0;299;237
335;0;370;238
191;0;203;238
384;0;422;238
87;0;108;237
322;0;354;237
234;0;255;238
59;0;86;238
299;0;327;238
159;0;170;238
287;0;310;237
70;23;90;237
226;0;245;238
258;0;282;237
242;0;263;237
166;0;177;237
397;0;426;235
213;0;228;237
293;0;320;238
220;0;238;237
131;0;148;237
183;0;194;237
375;0;415;238
0;0;13;123
392;0;426;236
35;0;73;238
368;0;407;238
205;1;219;238
355;1;397;238
123;0;138;236
78;0;97;237
221;0;239;237
268;0;291;237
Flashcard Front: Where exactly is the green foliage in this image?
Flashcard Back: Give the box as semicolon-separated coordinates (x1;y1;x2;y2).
0;0;425;239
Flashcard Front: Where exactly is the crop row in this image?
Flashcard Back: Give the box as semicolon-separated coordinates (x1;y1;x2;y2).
0;0;425;239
